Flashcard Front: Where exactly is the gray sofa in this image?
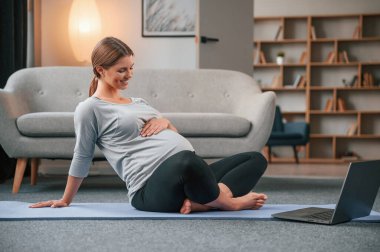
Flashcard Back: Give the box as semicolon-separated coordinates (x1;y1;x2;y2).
0;67;276;193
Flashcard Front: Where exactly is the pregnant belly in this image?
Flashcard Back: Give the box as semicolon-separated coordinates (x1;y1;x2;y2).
129;129;194;154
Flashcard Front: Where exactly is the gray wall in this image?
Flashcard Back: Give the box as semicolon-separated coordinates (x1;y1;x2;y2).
197;0;253;75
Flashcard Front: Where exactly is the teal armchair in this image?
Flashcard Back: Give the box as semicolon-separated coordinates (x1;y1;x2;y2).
266;106;309;163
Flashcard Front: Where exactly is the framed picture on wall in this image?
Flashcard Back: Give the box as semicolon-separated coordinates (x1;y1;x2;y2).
142;0;196;37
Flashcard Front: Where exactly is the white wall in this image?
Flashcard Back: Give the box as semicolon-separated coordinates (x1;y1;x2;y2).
41;0;380;68
40;0;196;69
254;0;380;16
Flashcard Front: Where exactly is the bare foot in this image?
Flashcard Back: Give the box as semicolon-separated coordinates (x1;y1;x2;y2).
180;199;192;214
235;192;268;210
250;192;268;210
179;184;233;214
180;199;212;214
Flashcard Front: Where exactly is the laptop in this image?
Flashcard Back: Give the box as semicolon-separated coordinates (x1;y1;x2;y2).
272;160;380;225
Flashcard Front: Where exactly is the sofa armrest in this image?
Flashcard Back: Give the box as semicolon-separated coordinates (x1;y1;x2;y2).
0;89;29;157
234;90;276;151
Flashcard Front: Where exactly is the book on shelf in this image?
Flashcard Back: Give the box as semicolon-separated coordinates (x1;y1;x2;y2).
362;72;375;87
299;51;307;64
292;74;302;88
337;97;346;112
291;74;306;88
346;122;358;136
298;76;306;88
369;73;375;86
342;50;349;63
338;51;349;63
338;52;344;63
324;98;333;112
337;50;350;63
274;25;283;40
352;25;361;39
271;74;282;88
362;72;368;87
253;49;260;64
310;26;317;40
259;51;267;64
325;51;335;64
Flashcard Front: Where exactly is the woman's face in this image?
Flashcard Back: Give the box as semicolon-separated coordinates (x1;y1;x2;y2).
99;55;134;90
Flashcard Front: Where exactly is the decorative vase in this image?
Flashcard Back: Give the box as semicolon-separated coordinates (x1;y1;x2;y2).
276;56;284;65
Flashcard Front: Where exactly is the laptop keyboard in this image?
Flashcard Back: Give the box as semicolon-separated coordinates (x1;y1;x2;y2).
308;209;334;221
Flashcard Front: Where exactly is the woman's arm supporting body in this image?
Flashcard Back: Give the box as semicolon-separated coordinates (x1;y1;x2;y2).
29;175;83;208
30;100;97;208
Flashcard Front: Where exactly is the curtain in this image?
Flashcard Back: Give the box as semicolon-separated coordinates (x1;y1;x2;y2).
0;0;28;88
0;0;28;182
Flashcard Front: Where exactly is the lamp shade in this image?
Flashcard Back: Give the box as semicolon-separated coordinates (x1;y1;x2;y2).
68;0;102;62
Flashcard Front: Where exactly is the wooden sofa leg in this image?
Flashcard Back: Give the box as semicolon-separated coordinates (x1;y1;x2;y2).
31;158;40;185
12;158;28;193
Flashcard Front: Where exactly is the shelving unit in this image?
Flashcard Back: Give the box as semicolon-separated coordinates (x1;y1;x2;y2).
254;13;380;163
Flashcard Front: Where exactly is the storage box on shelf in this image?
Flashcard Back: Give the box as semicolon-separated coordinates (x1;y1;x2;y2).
254;13;380;163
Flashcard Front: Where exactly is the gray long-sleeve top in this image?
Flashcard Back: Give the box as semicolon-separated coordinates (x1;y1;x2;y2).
68;97;194;200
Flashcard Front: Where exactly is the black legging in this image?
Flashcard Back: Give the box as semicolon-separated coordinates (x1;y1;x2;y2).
131;150;267;212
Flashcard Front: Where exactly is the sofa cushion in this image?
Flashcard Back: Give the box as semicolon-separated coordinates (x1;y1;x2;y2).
17;112;75;137
17;112;251;138
163;113;251;137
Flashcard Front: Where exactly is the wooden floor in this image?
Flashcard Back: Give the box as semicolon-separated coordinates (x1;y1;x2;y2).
264;163;349;178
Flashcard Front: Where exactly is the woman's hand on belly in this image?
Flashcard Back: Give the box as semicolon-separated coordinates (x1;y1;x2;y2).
141;118;177;137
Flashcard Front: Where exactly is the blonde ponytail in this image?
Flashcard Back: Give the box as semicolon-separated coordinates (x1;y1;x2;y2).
89;76;98;97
